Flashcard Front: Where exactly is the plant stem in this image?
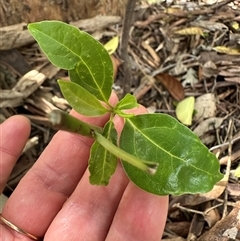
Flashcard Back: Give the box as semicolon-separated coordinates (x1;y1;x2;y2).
94;131;158;175
48;110;158;174
48;110;102;137
120;0;137;96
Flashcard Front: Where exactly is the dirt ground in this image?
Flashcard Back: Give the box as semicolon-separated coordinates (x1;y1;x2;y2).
1;0;240;240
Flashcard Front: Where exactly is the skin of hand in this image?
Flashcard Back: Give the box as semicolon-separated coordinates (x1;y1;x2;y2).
0;93;168;241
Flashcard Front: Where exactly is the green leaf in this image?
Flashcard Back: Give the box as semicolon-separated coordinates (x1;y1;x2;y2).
28;21;113;102
114;93;139;118
28;21;83;69
114;111;135;118
89;120;118;185
120;113;223;195
58;80;108;116
176;96;195;125
115;93;138;110
69;59;112;102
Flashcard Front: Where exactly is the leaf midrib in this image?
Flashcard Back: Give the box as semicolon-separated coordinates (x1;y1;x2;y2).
77;55;107;102
127;119;212;176
36;28;108;102
98;121;116;183
34;28;81;64
66;85;106;113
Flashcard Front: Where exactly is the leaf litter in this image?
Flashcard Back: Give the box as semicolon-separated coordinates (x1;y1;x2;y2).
0;0;240;240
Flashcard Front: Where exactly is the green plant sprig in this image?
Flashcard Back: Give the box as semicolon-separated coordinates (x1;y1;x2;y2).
48;109;158;175
28;21;223;195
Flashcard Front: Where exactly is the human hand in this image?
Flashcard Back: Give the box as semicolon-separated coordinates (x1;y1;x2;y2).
0;93;168;241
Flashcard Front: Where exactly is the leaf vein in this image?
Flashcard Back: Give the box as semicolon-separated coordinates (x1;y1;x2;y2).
127;119;213;176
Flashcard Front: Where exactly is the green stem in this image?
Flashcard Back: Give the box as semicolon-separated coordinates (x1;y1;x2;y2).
94;131;158;175
48;110;158;174
48;110;102;137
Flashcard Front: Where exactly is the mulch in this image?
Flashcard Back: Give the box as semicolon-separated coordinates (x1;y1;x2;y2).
1;0;240;240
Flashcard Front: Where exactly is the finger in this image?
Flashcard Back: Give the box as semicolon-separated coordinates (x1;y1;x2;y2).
44;164;129;240
107;109;168;241
44;104;163;241
2;93;118;238
106;183;168;241
0;115;30;193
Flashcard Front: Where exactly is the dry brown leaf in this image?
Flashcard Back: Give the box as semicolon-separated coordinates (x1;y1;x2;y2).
227;183;240;197
155;73;185;101
165;221;190;237
110;55;121;79
194;93;217;121
202;61;219;78
192;20;228;32
193;117;224;137
188;213;205;239
197;201;240;241
213;46;240;55
174;27;204;36
204;201;220;228
202;135;216;146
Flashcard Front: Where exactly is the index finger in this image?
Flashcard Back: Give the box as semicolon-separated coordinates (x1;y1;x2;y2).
0;115;30;193
2;93;118;238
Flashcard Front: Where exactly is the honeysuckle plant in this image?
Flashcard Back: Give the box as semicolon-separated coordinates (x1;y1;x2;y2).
28;21;223;195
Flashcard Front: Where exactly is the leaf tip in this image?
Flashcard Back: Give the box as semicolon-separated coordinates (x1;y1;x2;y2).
89;177;109;186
